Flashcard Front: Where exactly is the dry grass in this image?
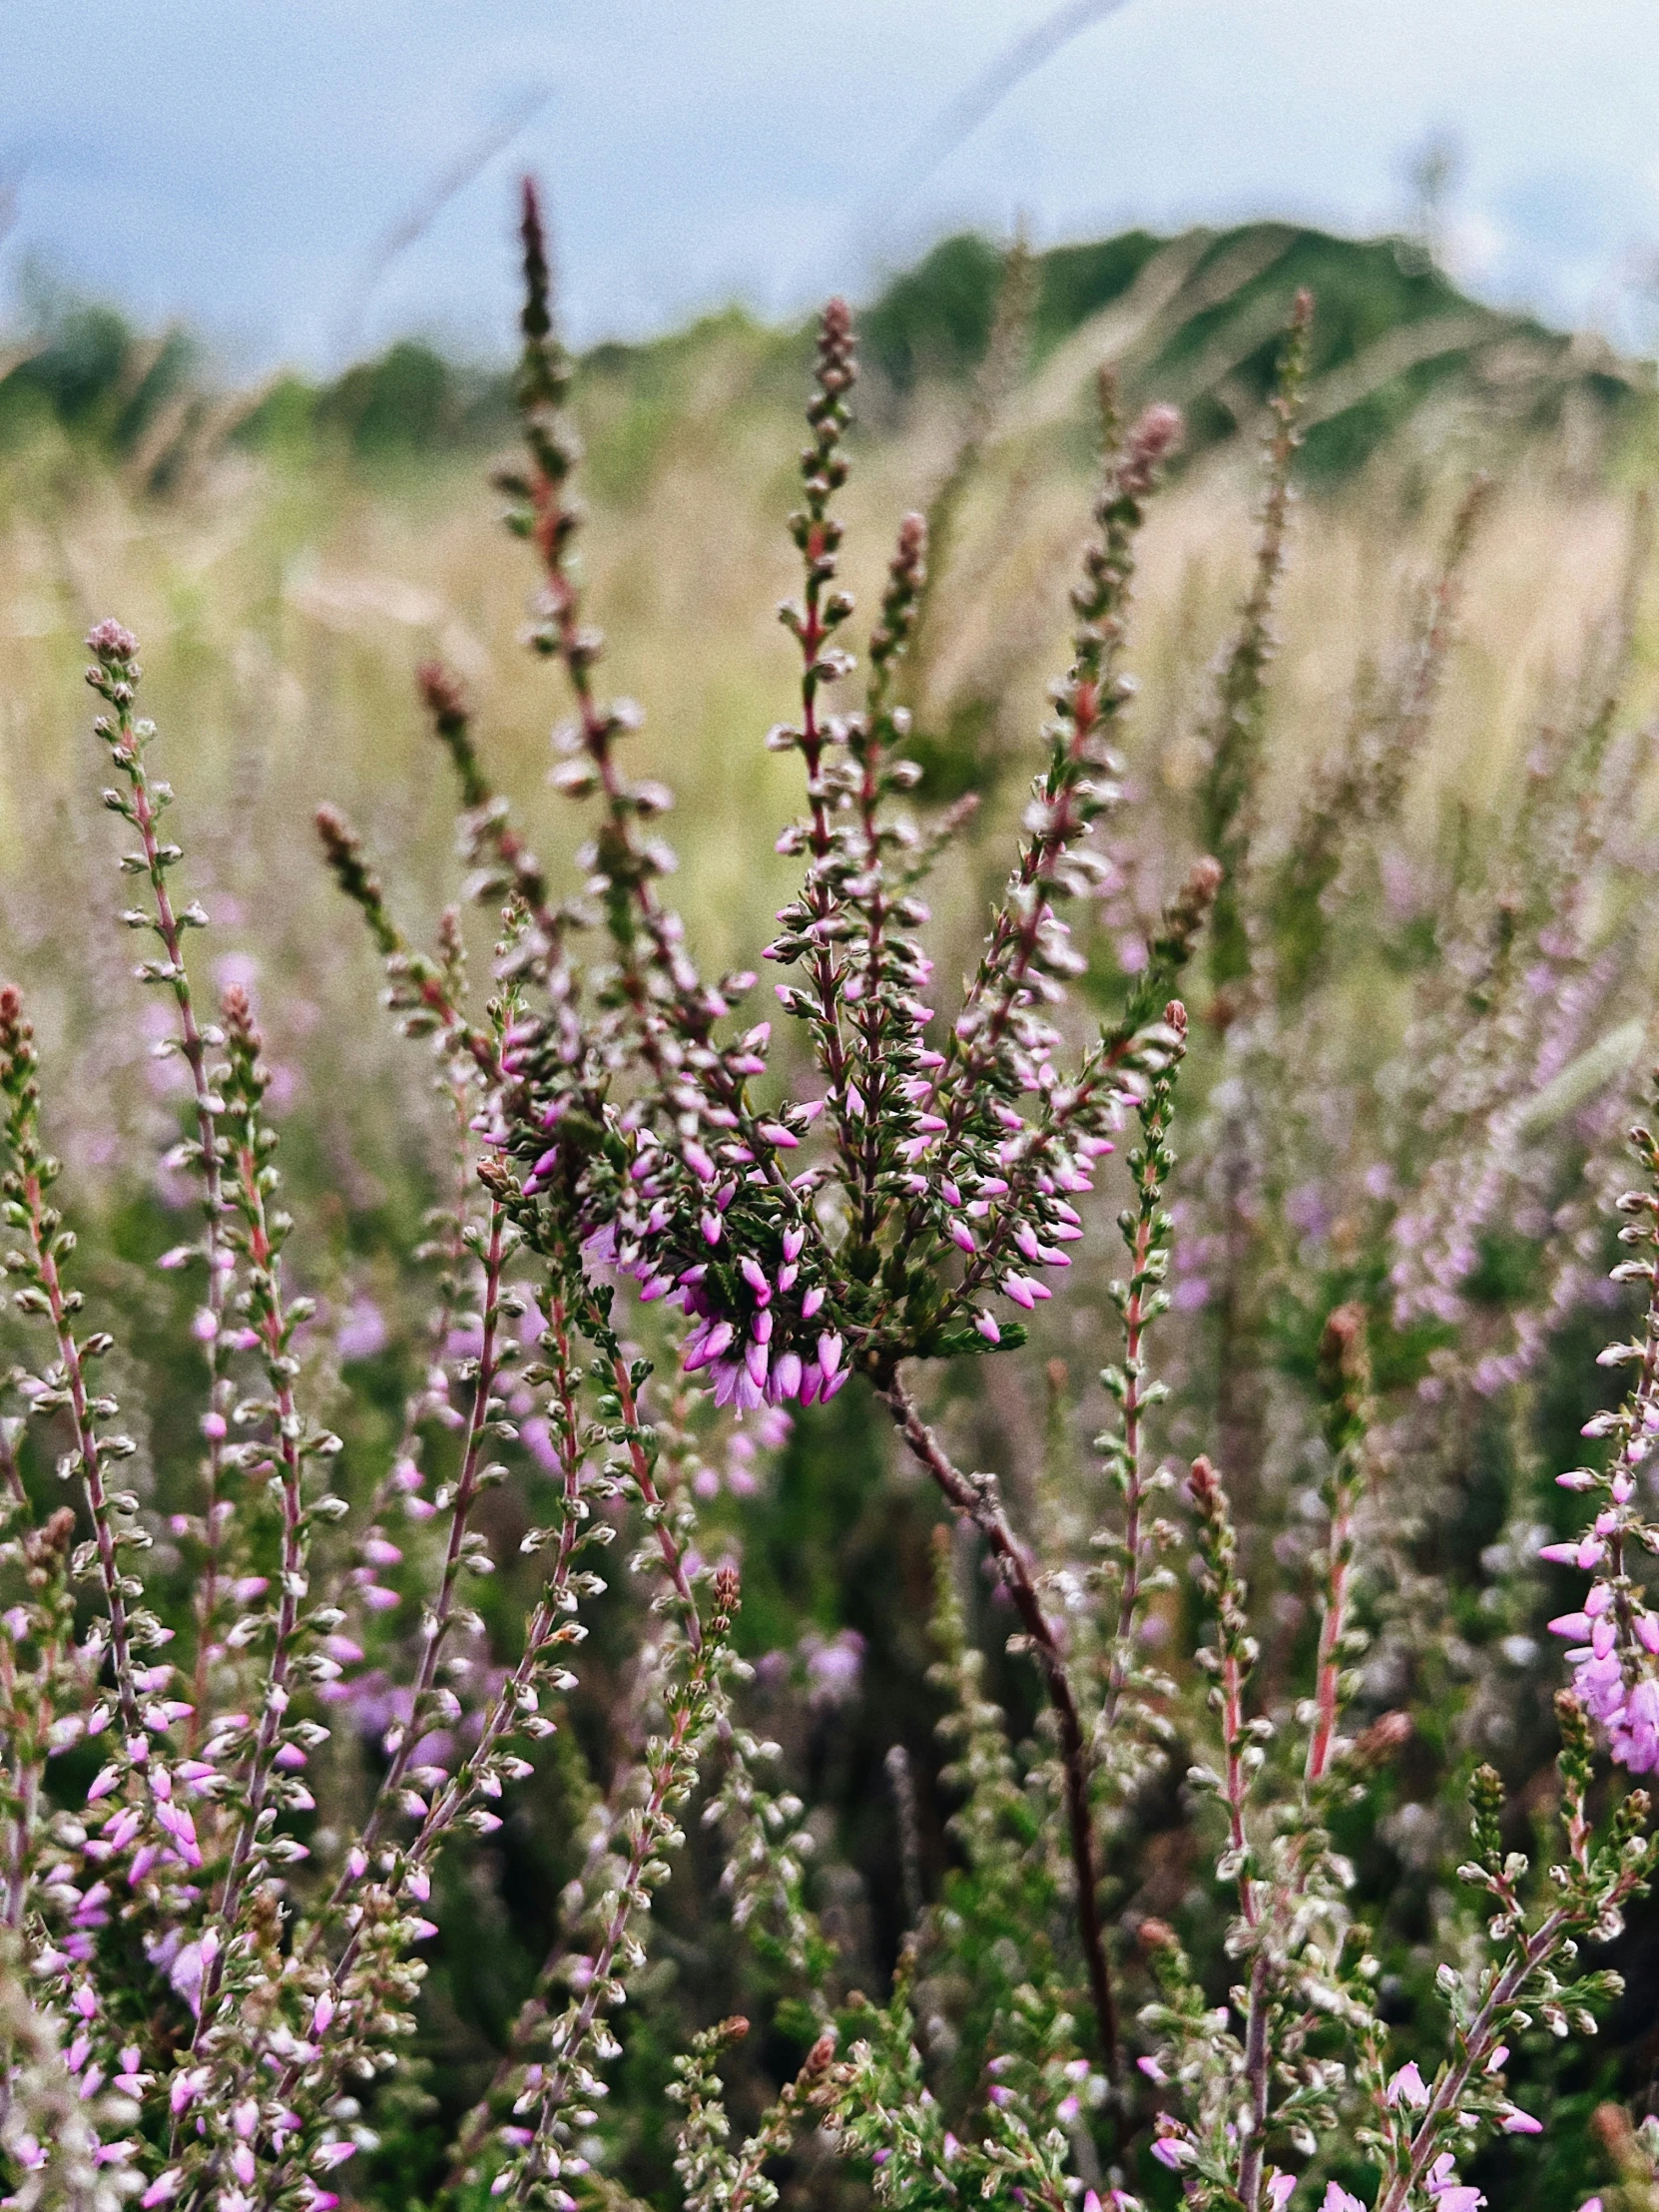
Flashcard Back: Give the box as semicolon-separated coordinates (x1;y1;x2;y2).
0;357;1653;1216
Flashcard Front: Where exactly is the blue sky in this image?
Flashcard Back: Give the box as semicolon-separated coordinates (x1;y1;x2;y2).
6;2;1659;372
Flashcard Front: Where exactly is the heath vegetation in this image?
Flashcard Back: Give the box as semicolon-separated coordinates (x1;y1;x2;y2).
3;182;1659;2212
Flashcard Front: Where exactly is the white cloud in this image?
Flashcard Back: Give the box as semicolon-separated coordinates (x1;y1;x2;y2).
4;0;1658;367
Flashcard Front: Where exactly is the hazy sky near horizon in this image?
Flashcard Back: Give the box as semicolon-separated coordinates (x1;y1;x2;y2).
6;1;1659;372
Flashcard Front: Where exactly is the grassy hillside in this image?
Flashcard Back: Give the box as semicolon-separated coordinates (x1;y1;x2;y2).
859;221;1651;475
3;220;1652;496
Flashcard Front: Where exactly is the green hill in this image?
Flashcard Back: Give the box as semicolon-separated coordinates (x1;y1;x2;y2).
858;221;1650;476
1;221;1650;489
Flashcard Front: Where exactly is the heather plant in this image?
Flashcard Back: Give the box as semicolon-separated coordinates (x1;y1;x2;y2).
3;179;1659;2212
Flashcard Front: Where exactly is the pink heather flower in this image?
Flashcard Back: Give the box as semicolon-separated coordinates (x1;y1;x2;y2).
1385;2060;1428;2108
753;1405;793;1449
1547;1612;1592;1640
191;1309;218;1344
1322;2189;1367;2212
1611;1672;1659;1771
87;618;140;661
1425;2155;1483;2211
685;1319;735;1373
1500;2107;1542;2134
214;950;260;994
334;1298;388;1363
1266;2175;1295;2211
1150;2124;1193;2170
802;1628;864;1707
975;1311;1001;1345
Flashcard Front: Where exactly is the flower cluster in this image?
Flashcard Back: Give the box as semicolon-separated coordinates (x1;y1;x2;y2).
1542;1098;1659;1771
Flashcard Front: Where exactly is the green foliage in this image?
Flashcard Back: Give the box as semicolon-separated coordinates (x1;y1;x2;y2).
862;235;1009;391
